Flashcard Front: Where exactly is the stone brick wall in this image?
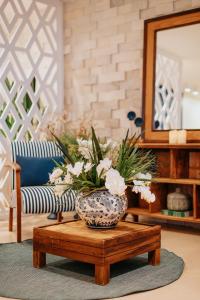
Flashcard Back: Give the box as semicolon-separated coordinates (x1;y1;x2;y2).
63;0;200;139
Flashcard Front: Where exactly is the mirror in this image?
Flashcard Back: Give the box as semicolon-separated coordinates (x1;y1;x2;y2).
154;24;200;130
143;8;200;142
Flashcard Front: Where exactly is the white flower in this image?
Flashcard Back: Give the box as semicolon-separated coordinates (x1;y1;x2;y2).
134;173;152;187
133;180;145;187
68;162;84;177
101;139;117;151
84;162;93;172
143;189;155;203
132;185;155;203
77;138;92;159
97;158;112;177
49;168;63;183
100;139;111;151
53;178;66;197
105;168;126;196
133;172;155;203
136;172;152;180
135;172;152;181
63;173;73;184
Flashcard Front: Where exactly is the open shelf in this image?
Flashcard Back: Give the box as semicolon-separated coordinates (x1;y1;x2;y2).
137;143;200;149
153;177;200;185
126;143;200;225
126;207;200;223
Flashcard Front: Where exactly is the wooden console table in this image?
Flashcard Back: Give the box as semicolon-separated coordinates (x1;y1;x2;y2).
126;143;200;225
33;220;161;285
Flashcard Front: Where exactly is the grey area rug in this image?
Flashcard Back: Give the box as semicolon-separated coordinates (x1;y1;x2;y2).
0;240;184;300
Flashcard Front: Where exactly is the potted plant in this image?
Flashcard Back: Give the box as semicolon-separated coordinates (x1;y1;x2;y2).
49;127;156;228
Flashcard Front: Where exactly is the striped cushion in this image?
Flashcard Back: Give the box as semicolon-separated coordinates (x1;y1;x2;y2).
11;141;62;161
21;186;76;214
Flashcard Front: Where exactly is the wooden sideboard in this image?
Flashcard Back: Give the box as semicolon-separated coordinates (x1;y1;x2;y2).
126;143;200;224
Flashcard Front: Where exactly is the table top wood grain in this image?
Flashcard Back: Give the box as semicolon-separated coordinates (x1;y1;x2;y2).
34;220;161;248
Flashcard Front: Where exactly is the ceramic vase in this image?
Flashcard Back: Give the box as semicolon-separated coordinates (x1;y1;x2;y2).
167;188;190;211
76;190;127;229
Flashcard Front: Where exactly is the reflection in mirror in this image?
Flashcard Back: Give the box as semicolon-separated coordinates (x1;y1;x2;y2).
154;24;200;130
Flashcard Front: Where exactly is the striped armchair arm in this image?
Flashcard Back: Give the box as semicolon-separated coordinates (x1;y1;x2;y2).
4;161;21;199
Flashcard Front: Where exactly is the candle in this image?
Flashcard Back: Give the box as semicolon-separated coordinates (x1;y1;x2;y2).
169;130;178;144
177;130;187;144
169;130;187;144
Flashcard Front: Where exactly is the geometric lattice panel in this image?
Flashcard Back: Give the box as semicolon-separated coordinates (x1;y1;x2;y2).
0;0;63;210
154;50;182;130
0;135;11;211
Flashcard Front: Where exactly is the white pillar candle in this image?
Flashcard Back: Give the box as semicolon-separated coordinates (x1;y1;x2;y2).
177;130;187;144
169;130;178;144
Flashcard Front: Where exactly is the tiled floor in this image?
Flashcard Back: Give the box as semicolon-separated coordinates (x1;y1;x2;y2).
0;212;200;300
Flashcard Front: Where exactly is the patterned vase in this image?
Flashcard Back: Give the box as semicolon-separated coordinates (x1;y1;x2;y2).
76;190;127;229
167;188;191;211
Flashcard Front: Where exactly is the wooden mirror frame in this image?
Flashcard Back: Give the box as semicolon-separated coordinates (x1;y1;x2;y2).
143;8;200;143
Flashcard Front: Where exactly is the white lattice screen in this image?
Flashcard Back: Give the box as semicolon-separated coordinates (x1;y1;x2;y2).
0;0;63;211
154;50;182;130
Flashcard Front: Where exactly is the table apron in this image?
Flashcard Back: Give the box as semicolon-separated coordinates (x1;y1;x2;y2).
33;238;160;265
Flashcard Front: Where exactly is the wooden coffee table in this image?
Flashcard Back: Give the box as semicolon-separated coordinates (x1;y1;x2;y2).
33;220;161;285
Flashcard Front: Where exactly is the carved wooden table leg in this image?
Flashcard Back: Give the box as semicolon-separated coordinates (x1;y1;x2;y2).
95;264;110;285
33;250;46;268
148;248;160;265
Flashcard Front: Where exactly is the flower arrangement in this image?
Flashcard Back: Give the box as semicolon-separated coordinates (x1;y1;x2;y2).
49;127;156;204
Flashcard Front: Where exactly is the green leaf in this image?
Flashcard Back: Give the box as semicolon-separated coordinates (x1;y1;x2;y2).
91;127;103;162
124;128;129;145
91;138;97;165
50;130;74;165
52;159;67;173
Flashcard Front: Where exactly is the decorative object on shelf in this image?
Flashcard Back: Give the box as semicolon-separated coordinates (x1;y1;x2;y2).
127;111;136;121
169;130;178;144
167;188;191;211
161;209;192;217
177;130;187;144
127;111;144;128
49;127;156;228
169;130;187;144
135;117;144;128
